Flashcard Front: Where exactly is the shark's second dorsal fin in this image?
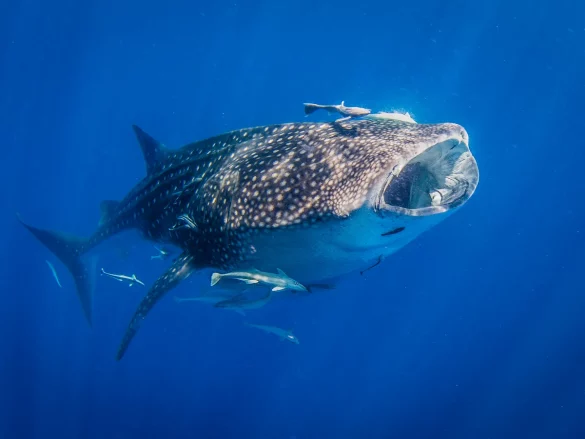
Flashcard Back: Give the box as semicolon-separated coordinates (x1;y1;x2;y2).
99;200;120;226
132;125;168;175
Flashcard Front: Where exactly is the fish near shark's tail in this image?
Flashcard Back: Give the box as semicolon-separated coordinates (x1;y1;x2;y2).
18;215;94;326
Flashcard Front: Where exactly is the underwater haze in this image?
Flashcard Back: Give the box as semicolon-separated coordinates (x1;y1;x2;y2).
1;0;585;438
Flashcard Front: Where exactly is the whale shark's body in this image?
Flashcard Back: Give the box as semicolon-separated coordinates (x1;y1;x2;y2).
20;112;479;360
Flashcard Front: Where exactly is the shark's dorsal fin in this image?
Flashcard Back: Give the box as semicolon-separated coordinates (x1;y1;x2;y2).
99;200;120;226
132;125;168;175
276;268;288;277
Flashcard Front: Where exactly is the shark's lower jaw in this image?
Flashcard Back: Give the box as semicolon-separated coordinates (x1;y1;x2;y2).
377;138;479;217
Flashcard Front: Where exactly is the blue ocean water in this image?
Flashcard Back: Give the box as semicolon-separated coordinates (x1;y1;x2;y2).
1;0;584;438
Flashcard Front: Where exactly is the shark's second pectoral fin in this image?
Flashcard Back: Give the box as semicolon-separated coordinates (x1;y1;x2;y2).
116;251;195;360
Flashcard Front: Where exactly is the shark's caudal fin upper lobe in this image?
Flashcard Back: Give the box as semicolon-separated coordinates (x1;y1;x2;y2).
116;251;195;360
18;216;94;326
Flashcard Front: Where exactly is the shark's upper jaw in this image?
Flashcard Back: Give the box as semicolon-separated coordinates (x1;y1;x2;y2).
374;127;479;217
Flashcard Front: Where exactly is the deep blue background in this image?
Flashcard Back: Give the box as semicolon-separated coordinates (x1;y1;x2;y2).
1;0;585;438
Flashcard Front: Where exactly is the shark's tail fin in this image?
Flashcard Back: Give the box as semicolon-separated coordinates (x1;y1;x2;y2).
18;216;94;326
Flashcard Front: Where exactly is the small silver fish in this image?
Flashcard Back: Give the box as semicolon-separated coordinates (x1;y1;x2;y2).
100;268;145;286
151;245;172;260
45;260;62;288
210;268;307;293
304;101;371;122
245;322;299;344
168;213;198;232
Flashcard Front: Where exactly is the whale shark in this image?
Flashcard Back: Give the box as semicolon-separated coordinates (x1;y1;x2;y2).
19;111;479;360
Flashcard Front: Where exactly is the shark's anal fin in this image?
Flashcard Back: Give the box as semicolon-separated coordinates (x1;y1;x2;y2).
132;125;168;175
18;216;93;326
116;251;194;360
99;200;120;226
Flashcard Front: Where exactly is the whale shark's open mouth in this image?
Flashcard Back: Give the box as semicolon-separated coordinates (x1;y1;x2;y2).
378;137;479;216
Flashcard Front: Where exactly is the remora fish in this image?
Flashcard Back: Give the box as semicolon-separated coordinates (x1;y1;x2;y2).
18;112;479;360
304;101;371;122
210;268;308;292
45;260;62;288
100;268;145;286
151;245;172;260
245;322;300;344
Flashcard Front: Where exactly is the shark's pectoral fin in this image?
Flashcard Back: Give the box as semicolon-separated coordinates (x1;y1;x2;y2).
116;251;195;361
271;286;285;292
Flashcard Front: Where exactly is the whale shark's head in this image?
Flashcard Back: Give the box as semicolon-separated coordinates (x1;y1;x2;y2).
318;113;479;265
214;113;479;281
